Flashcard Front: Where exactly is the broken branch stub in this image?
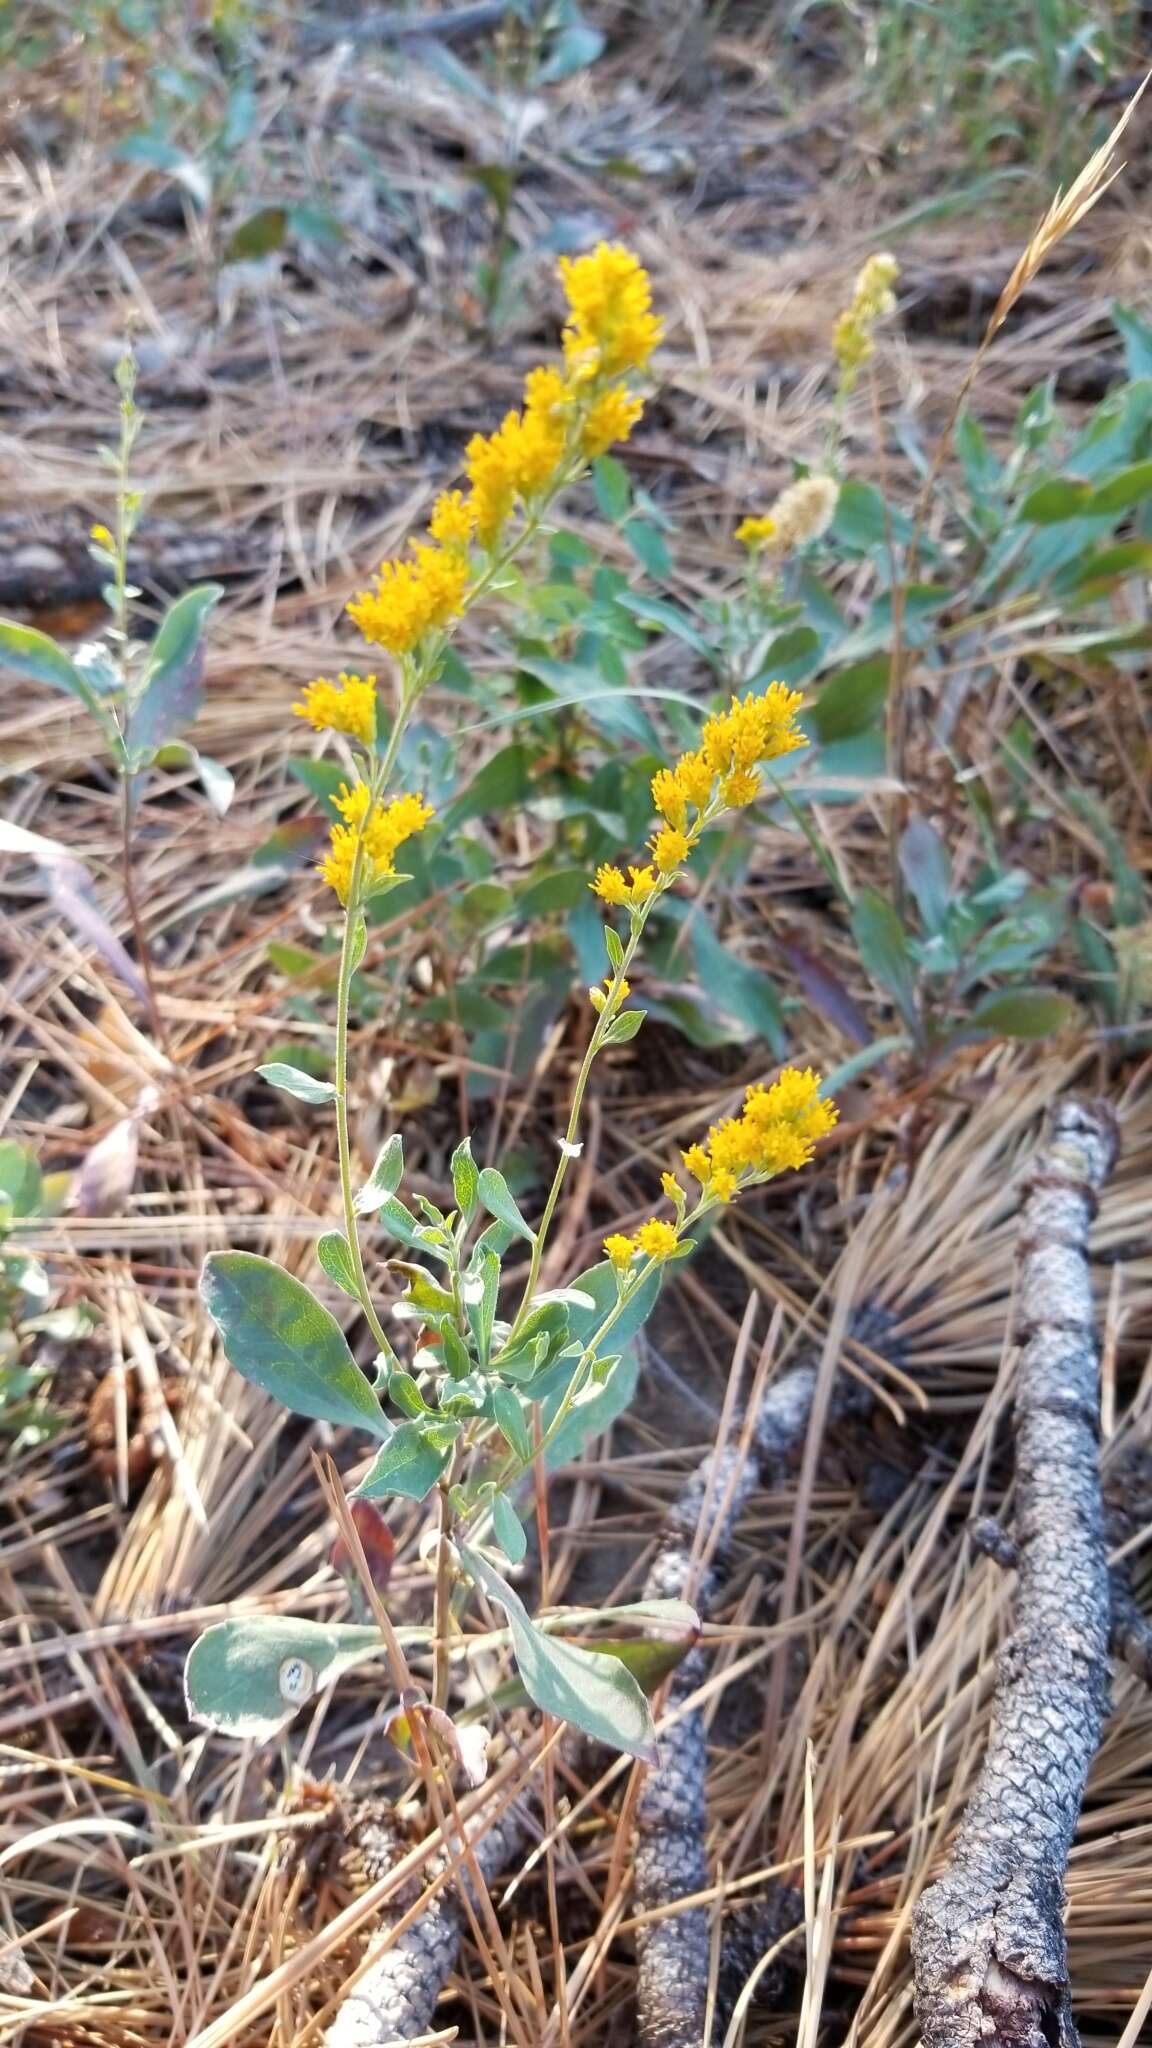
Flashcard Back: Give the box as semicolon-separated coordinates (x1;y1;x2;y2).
912;1097;1119;2048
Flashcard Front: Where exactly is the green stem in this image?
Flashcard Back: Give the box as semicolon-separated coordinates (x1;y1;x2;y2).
505;916;644;1341
334;836;399;1367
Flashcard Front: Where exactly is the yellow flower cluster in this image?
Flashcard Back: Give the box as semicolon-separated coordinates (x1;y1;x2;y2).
294;673;378;747
559;243;663;380
736;475;839;556
682;1067;837;1199
344;245;658;656
320;781;434;904
348;545;469;659
833;251;899;396
603;1216;680;1272
592;683;808;911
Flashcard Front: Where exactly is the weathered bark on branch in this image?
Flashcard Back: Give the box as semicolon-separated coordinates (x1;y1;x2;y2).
635;1308;896;2048
324;1791;526;2048
912;1097;1119;2048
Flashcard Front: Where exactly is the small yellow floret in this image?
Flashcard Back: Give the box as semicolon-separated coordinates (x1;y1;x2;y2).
661;1171;684;1204
592;864;629;906
651;766;687;830
604;1232;637;1273
320;783;434;903
735;514;776;550
627;865;659;904
635;1217;679;1261
651;825;690;875
90;523;115;549
348;545;468;656
682;1143;711;1183
428;491;475;553
294;673;378;747
581;387;644;458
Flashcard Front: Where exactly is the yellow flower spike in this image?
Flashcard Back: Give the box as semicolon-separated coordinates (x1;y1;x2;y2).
651;825;690;875
651;767;688;830
681;1143;711;1183
604;1232;637;1273
592;864;629;906
626;865;659;905
428;491;475;553
558;243;662;378
294;674;378;747
834;252;899;396
320;786;433;903
635;1217;679;1261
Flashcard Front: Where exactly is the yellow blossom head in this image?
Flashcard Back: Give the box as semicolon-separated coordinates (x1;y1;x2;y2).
90;523;115;550
295;673;377;747
682;1143;710;1183
581;386;644;458
651;825;690;875
661;1171;684;1205
627;866;658;905
604;1232;636;1273
558;243;662;379
592;864;629;907
428;491;475;553
319;785;433;903
348;545;467;657
735;514;776;551
635;1217;679;1261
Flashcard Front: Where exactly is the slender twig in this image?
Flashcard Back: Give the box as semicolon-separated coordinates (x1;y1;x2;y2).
912;1097;1119;2048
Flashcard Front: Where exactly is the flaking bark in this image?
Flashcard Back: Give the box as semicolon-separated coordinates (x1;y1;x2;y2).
635;1308;895;2048
324;1793;526;2048
912;1098;1119;2048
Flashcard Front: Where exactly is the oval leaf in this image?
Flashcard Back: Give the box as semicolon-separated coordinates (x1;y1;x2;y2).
0;618;111;727
965;989;1078;1041
460;1544;656;1761
477;1167;535;1242
201;1251;390;1437
354;1133;405;1214
355;1419;454;1502
184;1615;386;1738
316;1230;361;1301
127;583;223;759
491;1492;527;1565
256;1061;338;1104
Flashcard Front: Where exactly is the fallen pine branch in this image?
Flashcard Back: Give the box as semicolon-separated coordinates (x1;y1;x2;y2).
912;1097;1119;2048
635;1306;898;2048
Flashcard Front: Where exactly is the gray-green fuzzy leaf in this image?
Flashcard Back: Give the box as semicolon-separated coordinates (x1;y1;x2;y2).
201;1251;389;1437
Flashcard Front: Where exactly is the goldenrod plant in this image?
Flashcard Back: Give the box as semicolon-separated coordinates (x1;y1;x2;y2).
184;248;837;1761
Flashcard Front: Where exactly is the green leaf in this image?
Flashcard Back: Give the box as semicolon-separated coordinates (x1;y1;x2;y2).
1018;476;1093;523
376;1195;432;1249
459;1544;656;1760
830;479;906;551
613;589;711;657
851;890;918;1029
490;1383;532;1464
491;1491;527;1565
355;1134;405;1215
623;517;672;579
539;14;605;80
593;454;632;523
1112;302;1152;380
810;656;889;743
441;1325;473;1379
0;1142;42;1218
356;1419;454;1501
964;989;1078;1042
443;744;532;830
201;1252;389;1438
819;1033;911;1095
477;1167;535;1242
184;1615;385;1738
388;1369;428;1419
0;619;112;729
898;818;951;936
224;205;288;262
451;1137;479;1220
689;915;785;1054
316;1231;361;1301
603;1007;646;1045
1086;459;1152;516
126;584;223;760
256;1061;338;1104
464;1247;501;1366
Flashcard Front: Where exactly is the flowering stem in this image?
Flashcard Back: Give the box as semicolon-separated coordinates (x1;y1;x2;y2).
506;914;645;1340
333;843;398;1367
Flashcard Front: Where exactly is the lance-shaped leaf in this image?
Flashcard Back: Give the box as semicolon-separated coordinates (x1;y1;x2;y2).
477;1166;535;1241
460;1543;657;1761
356;1418;457;1502
354;1133;404;1214
201;1251;390;1437
0;619;119;750
256;1062;338;1104
126;583;223;761
184;1615;387;1738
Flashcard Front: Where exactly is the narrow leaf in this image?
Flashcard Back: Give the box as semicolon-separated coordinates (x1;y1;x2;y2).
126;584;223;758
256;1061;338;1104
317;1231;361;1301
460;1544;656;1761
356;1419;454;1502
477;1167;535;1242
850;889;918;1029
355;1133;405;1214
451;1136;479;1219
491;1492;527;1565
490;1384;532;1464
